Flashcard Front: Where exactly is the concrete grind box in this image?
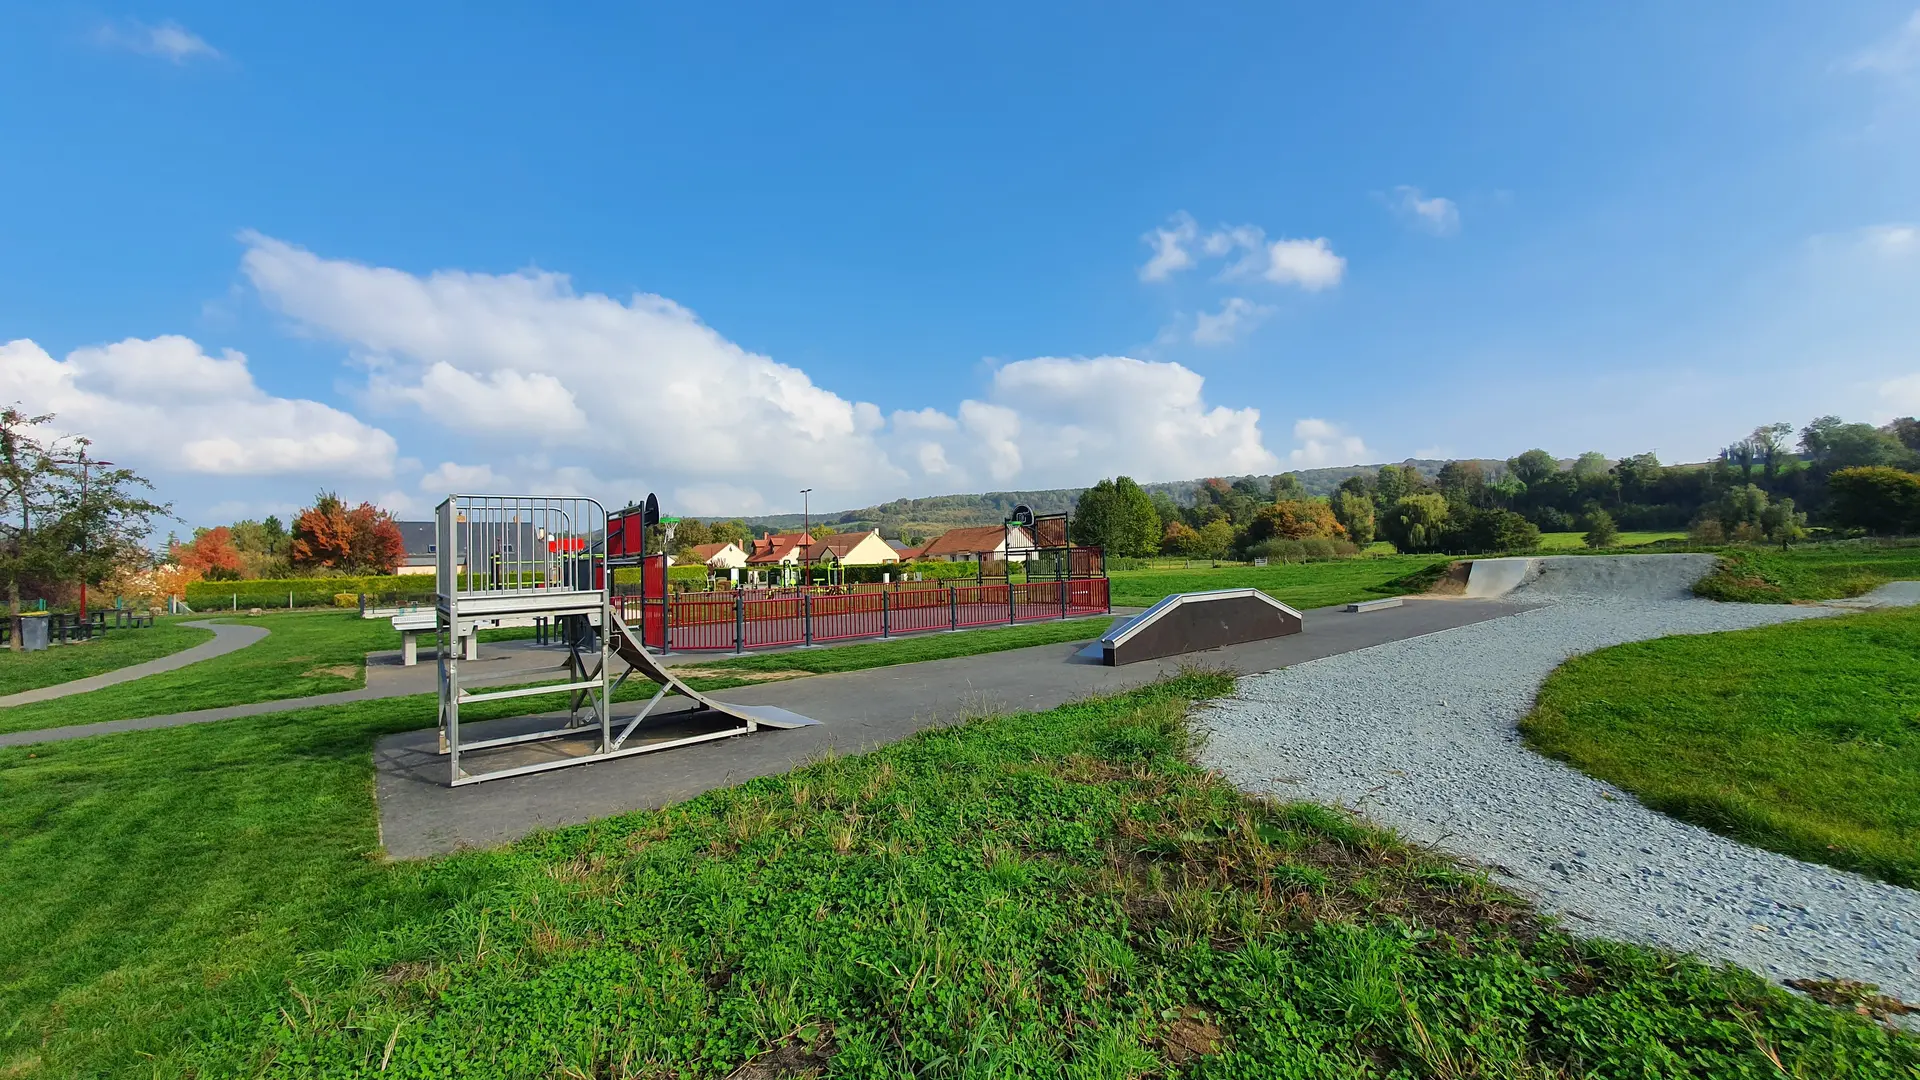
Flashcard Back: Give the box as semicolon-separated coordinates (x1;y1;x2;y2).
1101;589;1303;666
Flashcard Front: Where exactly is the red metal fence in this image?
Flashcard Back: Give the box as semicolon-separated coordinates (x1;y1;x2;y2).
615;577;1110;652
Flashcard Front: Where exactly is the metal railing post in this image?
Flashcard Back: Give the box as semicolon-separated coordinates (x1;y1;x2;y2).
881;590;890;638
949;585;957;631
803;592;812;646
735;590;745;653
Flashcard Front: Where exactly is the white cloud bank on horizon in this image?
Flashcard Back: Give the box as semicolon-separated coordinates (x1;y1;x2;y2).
217;234;1332;516
0;335;396;478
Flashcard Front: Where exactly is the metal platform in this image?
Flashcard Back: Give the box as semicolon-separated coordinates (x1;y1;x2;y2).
432;493;819;786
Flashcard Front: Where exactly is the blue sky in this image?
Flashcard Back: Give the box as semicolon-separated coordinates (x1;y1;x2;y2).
2;3;1917;526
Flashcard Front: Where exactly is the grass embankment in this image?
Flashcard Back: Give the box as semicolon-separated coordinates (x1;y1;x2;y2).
0;611;399;737
3;676;1912;1078
1108;554;1444;610
1524;606;1920;889
0;620;213;697
1694;544;1920;603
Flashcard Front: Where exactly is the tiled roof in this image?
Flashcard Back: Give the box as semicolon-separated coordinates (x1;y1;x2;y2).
918;525;1033;558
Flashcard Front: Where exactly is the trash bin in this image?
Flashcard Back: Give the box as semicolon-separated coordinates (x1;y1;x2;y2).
19;613;50;652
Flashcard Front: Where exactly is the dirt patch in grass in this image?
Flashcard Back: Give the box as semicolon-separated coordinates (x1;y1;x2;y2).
300;664;358;680
1160;1006;1224;1063
1787;979;1917;1024
726;1027;834;1079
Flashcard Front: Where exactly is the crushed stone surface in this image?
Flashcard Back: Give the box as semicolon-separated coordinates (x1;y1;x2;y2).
1198;555;1920;1002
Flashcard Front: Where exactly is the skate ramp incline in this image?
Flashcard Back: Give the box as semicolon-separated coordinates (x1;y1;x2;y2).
1093;588;1303;666
608;610;819;730
1464;557;1536;598
1469;553;1721;602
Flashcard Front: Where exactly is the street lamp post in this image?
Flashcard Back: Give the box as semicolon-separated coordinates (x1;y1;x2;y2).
800;488;813;587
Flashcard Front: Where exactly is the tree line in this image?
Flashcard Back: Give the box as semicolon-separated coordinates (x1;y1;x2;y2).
1066;413;1920;560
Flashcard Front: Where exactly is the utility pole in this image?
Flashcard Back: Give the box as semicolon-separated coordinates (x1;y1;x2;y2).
76;449;113;623
800;487;812;588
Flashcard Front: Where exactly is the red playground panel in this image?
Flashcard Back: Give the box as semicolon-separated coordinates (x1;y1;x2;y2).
612;578;1109;652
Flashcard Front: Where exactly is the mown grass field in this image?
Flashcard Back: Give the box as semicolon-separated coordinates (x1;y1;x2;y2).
1108;554;1444;610
0;610;400;736
1534;529;1687;551
4;675;1912;1078
1523;606;1920;889
0;619;212;697
1693;543;1920;603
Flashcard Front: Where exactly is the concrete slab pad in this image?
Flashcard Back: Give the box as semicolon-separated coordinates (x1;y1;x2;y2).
374;597;1528;858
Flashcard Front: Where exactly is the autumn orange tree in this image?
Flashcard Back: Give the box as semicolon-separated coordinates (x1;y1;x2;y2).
1244;499;1347;545
289;492;406;574
171;526;246;580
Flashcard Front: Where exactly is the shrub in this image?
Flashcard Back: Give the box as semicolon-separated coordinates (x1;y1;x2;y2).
1688;517;1727;544
1450;507;1540;554
1582;509;1619;549
1245;537;1359;562
333;593;358;609
1828;466;1920;534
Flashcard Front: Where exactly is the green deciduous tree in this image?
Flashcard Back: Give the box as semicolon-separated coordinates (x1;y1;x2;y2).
1582;509;1619;549
1071;476;1160;557
1330;489;1376;545
1380;493;1451;553
0;408;165;649
1435;460;1486;506
1506;449;1557;488
1827;466;1920;534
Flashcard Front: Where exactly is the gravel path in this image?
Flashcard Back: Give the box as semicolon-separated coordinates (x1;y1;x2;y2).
1198;555;1920;1002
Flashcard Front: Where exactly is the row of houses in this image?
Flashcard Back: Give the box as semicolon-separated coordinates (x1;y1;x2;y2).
390;521;1038;577
684;524;1036;572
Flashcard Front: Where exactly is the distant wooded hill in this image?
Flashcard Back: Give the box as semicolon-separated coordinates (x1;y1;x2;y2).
736;460;1506;538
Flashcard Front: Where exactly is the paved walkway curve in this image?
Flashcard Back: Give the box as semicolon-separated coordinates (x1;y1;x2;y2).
0;620;268;709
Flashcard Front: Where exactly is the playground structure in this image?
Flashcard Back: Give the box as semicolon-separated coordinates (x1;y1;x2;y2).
432;494;817;787
610;506;1111;652
1089;588;1303;665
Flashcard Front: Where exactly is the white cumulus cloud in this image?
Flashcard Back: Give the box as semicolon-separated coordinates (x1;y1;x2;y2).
1391;185;1461;236
0;336;396;478
1139;213;1199;281
420;461;508;493
1286;418;1371;468
1260;238;1346;290
1141;213;1347;292
234;235;1283;508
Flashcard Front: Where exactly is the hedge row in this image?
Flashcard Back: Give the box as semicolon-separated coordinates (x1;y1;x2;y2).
184;576;439;609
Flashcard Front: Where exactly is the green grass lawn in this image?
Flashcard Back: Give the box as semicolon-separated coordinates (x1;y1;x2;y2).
1693;543;1920;603
3;675;1911;1079
1523;606;1920;889
1535;529;1687;551
0;619;213;697
0;610;400;737
1108;554;1444;610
